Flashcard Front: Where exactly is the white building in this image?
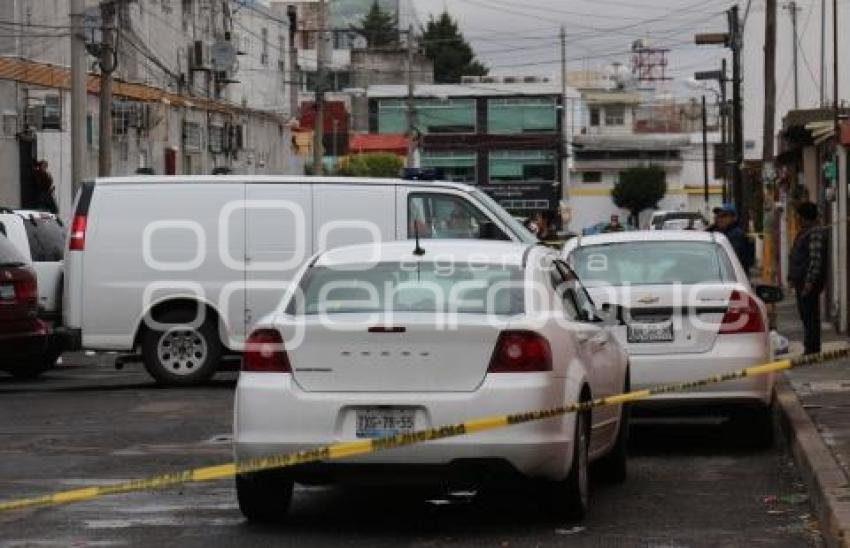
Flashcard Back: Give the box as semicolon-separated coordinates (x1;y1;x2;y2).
568;87;724;232
0;0;297;215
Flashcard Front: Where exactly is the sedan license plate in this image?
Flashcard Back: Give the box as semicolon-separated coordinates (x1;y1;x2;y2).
627;321;674;343
356;408;415;438
0;284;14;300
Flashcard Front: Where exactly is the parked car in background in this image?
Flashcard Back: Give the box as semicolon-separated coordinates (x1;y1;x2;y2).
648;210;708;231
563;230;783;447
63;176;537;386
0;233;49;379
234;240;630;523
0;208;65;371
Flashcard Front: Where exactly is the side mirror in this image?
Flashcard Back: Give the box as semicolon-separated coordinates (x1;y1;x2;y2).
755;284;784;304
597;302;629;326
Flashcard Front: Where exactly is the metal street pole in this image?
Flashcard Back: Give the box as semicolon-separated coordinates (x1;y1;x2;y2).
764;0;777;289
560;25;568;198
834;0;847;332
730;5;745;223
312;0;326;175
405;24;416;168
70;0;87;202
702;95;709;213
721;59;730;203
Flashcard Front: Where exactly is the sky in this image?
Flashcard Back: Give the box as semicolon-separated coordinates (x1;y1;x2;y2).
408;0;737;94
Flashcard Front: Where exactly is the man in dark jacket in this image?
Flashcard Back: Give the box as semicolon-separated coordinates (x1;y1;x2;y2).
788;202;827;355
708;203;753;272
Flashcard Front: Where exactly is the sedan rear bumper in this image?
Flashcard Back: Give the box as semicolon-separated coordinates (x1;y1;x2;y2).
630;333;773;406
234;372;575;482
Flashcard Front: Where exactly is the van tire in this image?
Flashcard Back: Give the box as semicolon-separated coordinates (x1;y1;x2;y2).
141;308;222;386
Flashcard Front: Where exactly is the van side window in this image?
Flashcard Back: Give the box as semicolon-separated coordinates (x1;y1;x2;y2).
24;216;65;262
408;193;508;240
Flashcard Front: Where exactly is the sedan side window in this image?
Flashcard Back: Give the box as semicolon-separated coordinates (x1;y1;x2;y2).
555;261;597;322
408;193;508;240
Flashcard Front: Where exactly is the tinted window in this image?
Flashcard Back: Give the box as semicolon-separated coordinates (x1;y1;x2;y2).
290;262;524;316
569;241;736;286
23;216;65;261
0;234;26;265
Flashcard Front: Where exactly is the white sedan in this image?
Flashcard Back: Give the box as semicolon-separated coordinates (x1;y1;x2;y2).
234;240;630;523
562;230;783;445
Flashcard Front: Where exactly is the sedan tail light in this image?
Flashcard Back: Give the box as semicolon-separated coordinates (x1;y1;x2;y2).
243;328;291;373
719;290;766;334
488;331;552;373
14;275;37;305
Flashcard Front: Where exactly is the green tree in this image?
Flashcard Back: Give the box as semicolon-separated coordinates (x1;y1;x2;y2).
422;11;488;83
337;153;403;178
352;1;398;49
611;165;667;225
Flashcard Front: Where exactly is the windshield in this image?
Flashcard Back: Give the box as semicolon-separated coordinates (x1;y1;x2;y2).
568;241;736;286
471;190;539;244
23;215;65;262
288;262;525;315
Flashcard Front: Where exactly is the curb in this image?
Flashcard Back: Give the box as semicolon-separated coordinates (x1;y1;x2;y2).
776;376;850;548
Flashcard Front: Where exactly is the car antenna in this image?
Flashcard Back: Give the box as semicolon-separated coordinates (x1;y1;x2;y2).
413;223;426;256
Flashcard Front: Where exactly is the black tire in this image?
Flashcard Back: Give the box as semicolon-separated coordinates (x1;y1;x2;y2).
543;407;590;521
142;307;222;386
596;402;629;484
734;403;774;449
6;350;60;380
236;471;294;523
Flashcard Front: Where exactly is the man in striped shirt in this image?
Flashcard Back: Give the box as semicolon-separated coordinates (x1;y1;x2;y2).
788;202;827;355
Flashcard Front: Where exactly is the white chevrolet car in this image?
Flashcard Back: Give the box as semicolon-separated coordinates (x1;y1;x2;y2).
234;240;630;523
563;230;783;445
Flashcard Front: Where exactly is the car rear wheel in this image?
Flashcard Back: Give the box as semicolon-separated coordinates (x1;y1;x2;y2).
542;408;590;521
142;308;222;386
236;471;294;523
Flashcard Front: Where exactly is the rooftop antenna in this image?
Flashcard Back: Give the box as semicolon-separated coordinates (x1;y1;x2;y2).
413;222;426;256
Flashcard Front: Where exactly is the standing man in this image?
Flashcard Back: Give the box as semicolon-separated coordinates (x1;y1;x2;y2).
708;203;754;273
33;160;58;214
788;202;827;355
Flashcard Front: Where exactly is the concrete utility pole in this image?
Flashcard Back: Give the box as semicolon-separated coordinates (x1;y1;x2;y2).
98;1;118;177
820;0;826;106
721;59;730;203
834;0;847;332
70;0;87;199
763;0;777;286
730;5;745;223
312;0;326;175
405;24;416;168
783;1;800;109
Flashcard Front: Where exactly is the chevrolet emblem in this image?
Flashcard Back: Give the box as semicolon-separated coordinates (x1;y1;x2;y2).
637;295;660;304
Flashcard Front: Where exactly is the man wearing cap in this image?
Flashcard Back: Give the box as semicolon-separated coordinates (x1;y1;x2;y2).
708;203;754;273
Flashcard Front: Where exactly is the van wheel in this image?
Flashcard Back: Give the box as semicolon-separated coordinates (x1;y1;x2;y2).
142;308;222;386
542;408;590;521
236;471;294;523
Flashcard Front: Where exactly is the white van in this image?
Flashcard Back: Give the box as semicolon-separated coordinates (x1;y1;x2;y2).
63;176;537;385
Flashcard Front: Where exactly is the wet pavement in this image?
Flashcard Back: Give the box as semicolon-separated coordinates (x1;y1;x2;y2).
0;352;823;547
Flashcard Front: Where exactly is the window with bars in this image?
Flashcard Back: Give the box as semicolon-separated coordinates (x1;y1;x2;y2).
182;120;202;153
605;105;625;126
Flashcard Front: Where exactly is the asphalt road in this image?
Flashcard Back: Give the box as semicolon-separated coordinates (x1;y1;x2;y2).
0;354;823;547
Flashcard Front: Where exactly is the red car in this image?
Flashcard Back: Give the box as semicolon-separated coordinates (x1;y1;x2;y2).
0;233;48;379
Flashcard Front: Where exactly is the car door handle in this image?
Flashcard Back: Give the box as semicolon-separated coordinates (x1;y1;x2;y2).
592;334;609;346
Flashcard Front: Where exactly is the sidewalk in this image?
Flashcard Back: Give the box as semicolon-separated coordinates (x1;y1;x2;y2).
775;298;850;547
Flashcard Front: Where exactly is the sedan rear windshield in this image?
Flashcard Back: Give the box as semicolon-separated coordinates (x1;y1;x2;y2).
568;241;736;286
289;262;524;315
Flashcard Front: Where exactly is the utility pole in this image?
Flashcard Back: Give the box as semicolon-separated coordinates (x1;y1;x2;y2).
98;1;118;177
730;5;745;223
721;58;729;203
702;95;709;213
820;0;826;106
560;25;568;195
405;24;416;168
834;0;847;332
763;0;777;286
312;0;326;175
70;0;87;200
783;1;800;109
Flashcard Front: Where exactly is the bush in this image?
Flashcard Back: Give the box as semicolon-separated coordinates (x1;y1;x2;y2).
611;166;667;225
337;153;404;178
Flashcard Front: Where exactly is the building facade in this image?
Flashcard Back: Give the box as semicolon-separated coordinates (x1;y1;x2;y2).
0;0;297;215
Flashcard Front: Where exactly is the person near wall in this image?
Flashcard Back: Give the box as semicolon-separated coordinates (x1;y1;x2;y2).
788;201;827;355
33;160;58;214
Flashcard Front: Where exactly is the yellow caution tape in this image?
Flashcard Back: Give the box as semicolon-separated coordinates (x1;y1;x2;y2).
1;347;848;514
